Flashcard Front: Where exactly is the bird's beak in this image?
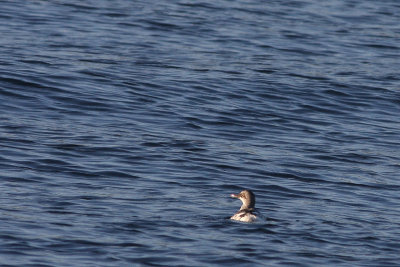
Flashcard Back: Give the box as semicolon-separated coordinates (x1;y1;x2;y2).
230;193;239;198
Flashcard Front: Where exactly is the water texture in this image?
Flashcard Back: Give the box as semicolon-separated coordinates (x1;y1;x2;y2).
1;0;399;266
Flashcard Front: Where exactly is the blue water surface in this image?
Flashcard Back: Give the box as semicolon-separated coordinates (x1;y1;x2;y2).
1;0;399;266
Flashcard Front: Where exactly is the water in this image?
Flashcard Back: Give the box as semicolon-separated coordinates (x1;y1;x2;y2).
1;0;399;266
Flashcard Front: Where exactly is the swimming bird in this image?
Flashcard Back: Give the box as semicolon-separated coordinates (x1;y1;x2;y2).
230;189;257;222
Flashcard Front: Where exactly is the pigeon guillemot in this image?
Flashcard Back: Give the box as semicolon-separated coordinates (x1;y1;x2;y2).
230;190;257;223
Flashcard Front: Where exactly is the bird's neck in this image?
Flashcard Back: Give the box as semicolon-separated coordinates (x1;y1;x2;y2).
240;203;252;211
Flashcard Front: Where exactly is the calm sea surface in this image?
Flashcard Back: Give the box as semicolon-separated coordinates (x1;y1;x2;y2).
1;0;399;266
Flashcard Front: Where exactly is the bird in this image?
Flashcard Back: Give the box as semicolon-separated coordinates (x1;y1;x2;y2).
230;189;257;222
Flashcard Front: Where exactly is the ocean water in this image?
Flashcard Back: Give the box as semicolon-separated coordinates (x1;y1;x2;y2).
1;0;399;266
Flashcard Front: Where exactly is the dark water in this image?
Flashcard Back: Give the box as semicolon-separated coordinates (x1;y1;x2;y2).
1;0;400;266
